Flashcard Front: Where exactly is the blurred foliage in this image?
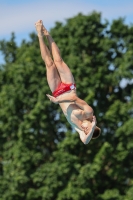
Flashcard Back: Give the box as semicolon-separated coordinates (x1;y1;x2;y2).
0;12;133;200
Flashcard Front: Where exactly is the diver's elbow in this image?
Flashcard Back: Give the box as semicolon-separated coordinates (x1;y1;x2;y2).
82;138;90;145
83;141;90;145
83;141;88;145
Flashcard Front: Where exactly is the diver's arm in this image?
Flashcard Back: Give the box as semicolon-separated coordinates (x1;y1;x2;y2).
46;94;93;116
75;97;94;116
75;116;97;144
46;93;77;103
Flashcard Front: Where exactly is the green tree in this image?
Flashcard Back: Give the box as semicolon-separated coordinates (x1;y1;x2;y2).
0;12;133;200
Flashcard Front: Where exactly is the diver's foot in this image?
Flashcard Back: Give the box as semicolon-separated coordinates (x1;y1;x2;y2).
42;25;49;36
35;20;44;37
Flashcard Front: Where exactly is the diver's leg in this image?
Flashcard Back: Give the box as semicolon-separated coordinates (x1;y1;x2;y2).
35;20;61;92
43;25;75;84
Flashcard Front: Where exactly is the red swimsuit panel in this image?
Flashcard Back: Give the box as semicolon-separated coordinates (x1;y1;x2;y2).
52;82;76;97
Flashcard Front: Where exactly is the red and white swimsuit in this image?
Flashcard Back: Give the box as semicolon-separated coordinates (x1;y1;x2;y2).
52;82;76;98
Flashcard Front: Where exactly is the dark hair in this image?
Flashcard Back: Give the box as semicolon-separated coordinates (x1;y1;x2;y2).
92;126;101;139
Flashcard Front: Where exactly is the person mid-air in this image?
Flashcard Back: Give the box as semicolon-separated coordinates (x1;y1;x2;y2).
35;20;101;144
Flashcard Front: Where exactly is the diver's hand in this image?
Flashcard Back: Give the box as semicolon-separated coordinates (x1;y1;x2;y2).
46;94;59;104
81;116;97;135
